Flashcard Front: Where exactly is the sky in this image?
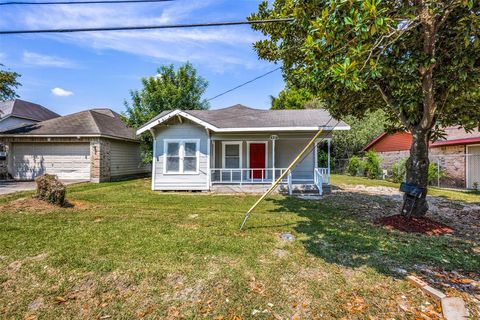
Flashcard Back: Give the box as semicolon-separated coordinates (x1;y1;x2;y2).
0;0;285;116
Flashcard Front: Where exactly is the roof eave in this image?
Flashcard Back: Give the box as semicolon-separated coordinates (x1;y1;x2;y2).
0;134;139;142
137;109;351;135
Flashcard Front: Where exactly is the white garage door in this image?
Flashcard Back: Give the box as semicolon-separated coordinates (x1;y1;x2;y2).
12;143;91;180
467;145;480;189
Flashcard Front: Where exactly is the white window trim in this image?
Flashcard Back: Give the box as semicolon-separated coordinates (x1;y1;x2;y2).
246;141;268;169
163;139;200;175
222;141;242;169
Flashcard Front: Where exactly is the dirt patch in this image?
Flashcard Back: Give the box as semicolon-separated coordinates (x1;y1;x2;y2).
377;214;454;235
329;183;479;241
0;197;93;213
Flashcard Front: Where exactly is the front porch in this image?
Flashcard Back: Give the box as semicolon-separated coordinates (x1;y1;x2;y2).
209;135;331;194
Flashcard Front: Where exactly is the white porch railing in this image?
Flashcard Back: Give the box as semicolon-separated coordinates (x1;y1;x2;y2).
314;168;324;195
210;167;330;188
210;168;289;184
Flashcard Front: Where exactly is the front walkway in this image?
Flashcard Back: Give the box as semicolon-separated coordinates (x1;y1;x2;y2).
0;180;89;196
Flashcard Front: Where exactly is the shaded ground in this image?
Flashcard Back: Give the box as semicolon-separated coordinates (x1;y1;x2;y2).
329;180;480;241
0;178;478;318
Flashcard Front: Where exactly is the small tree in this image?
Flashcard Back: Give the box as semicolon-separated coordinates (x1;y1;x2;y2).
390;159;407;183
364;151;382;179
0;63;20;101
347;155;364;176
427;162;443;186
123;63;209;162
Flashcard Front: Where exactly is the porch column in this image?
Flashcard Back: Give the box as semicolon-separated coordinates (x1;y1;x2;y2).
270;135;277;184
327;139;331;185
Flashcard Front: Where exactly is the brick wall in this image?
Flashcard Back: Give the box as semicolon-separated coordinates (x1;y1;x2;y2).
430;145;466;188
378;145;467;188
90;138;111;183
0;143;7;178
378;151;410;170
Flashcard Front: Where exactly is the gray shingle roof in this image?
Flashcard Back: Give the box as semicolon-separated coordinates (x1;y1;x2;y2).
0;99;60;122
0;108;137;141
141;104;349;131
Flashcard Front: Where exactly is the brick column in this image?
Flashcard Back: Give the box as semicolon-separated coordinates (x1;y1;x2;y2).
90;138;111;183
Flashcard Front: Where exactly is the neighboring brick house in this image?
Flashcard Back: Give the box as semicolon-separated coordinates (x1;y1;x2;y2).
363;127;480;189
0;108;150;182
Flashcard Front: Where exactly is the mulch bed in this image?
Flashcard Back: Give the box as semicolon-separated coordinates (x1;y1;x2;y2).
377;214;454;235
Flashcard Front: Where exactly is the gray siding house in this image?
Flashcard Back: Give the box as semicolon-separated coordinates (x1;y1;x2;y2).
137;105;349;193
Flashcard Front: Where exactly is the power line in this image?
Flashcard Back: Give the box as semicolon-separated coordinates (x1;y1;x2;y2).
0;0;173;5
207;67;282;102
0;18;295;35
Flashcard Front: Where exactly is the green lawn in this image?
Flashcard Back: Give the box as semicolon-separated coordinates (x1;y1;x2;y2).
0;178;478;319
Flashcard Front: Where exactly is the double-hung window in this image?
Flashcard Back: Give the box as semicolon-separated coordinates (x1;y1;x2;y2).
223;142;242;168
164;140;199;174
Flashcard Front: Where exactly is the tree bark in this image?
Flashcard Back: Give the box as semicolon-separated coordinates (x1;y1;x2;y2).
403;127;430;216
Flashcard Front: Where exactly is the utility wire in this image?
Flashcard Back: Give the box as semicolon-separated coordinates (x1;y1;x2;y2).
0;18;294;35
0;0;173;5
207;67;281;102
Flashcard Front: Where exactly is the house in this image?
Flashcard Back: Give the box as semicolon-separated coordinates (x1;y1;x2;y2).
137;104;350;192
0;99;60;131
0;99;60;177
0;108;149;182
363;127;480;189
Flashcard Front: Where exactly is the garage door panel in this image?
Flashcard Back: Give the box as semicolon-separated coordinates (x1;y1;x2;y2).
13;143;91;180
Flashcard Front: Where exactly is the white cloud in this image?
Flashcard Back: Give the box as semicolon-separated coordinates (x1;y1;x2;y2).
51;87;74;96
23;51;76;68
6;1;266;71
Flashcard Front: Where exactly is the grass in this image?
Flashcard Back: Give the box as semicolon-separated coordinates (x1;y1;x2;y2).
0;178;478;318
332;174;480;203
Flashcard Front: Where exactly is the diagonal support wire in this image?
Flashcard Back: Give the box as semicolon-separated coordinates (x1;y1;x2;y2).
239;126;326;230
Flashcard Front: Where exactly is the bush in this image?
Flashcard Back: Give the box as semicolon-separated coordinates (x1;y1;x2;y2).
35;174;66;206
428;162;444;186
390;159;407;183
364;151;382;179
347;156;365;176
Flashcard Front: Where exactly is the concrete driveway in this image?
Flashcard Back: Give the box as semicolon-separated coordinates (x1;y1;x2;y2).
0;180;89;196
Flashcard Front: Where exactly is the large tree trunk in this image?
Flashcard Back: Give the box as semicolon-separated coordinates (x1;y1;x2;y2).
402;127;430;216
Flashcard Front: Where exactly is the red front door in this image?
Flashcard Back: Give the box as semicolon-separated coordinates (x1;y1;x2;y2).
249;143;266;179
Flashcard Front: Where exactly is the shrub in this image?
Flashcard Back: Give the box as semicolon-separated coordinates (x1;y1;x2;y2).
390;159;407;183
428;162;444;186
364;151;382;179
347;156;364;176
35;174;66;206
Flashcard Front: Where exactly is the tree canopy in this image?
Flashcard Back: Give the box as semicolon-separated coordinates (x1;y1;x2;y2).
123;63;209;162
270;86;314;110
250;1;480;131
0;64;21;102
251;0;480;215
